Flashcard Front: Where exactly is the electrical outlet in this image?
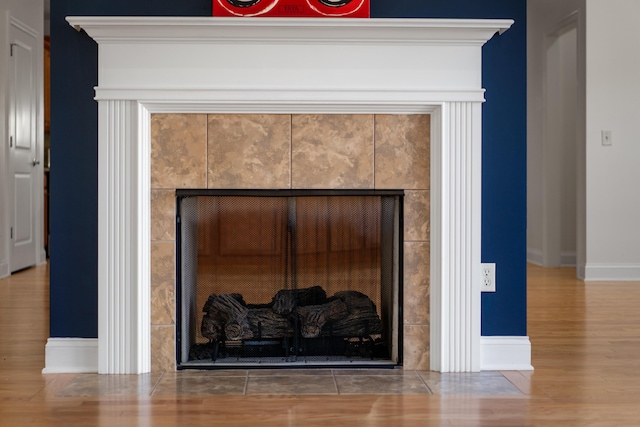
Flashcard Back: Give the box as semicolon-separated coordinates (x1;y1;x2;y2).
481;263;496;292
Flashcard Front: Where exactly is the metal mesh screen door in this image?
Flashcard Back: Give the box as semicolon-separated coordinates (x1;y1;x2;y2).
177;190;402;368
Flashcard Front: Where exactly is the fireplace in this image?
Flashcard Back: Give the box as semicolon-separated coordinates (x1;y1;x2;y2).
65;16;513;374
177;190;402;367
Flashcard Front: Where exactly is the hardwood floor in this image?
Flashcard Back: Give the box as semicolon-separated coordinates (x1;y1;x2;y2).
1;263;640;426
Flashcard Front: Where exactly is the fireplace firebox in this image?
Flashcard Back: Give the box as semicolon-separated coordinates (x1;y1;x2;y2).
177;189;403;368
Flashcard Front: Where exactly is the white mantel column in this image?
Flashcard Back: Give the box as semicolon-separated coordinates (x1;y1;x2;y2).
97;100;151;374
431;102;482;372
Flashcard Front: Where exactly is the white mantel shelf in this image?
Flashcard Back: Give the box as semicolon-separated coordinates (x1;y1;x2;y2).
67;17;512;45
57;16;517;374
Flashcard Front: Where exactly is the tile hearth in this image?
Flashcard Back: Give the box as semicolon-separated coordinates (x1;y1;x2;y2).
57;370;524;397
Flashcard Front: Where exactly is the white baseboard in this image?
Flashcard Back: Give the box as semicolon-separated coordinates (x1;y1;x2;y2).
527;249;576;267
38;249;47;265
41;336;532;373
584;264;640;281
42;338;98;374
481;336;533;371
0;261;8;279
526;248;543;266
560;251;576;267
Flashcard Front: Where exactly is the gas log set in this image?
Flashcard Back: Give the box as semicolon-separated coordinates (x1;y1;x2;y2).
192;285;384;361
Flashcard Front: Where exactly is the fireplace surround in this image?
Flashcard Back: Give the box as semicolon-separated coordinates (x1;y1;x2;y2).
155;112;424;371
63;16;513;374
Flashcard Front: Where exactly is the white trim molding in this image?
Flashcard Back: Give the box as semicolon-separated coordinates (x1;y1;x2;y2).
481;336;533;371
43;338;99;374
38;249;47;265
0;261;9;279
584;264;640;281
61;17;513;374
97;101;151;374
430;102;483;372
527;248;544;266
527;249;576;267
561;251;577;267
66;16;511;45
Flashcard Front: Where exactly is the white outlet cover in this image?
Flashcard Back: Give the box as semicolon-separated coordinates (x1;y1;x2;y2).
480;262;496;292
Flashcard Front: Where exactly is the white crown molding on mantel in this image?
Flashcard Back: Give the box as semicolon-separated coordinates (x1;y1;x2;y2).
67;17;511;45
57;17;514;374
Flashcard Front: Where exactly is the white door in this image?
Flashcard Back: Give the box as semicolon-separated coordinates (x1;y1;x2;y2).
8;22;39;272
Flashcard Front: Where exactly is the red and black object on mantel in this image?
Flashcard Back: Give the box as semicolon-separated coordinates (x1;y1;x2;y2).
212;0;369;18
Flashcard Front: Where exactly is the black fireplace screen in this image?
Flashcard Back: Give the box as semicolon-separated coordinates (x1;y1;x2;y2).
176;190;402;368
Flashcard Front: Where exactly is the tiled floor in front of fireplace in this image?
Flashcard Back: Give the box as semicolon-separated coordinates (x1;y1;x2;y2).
55;369;525;397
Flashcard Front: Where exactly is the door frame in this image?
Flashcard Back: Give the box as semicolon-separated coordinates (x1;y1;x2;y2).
540;11;584;269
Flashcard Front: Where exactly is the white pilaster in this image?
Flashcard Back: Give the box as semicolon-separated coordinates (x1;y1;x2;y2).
98;100;150;374
431;101;483;372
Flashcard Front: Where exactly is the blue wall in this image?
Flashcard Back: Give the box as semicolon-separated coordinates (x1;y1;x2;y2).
50;0;526;338
372;0;528;337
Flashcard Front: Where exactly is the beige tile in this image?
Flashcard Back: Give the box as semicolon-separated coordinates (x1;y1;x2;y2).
56;373;161;397
403;242;430;325
375;114;430;189
403;325;429;370
152;325;175;373
153;374;246;396
246;375;337;395
404;190;430;242
335;374;430;394
332;369;415;376
249;369;333;377
151;114;207;189
208;114;291;189
163;370;248;377
151;189;175;241
417;371;523;395
292;114;374;189
151;242;175;325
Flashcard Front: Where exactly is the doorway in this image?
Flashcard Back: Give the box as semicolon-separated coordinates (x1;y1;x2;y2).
6;17;43;273
542;22;578;267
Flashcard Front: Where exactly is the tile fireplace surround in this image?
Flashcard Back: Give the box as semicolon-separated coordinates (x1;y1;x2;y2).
53;16;517;374
153;113;429;372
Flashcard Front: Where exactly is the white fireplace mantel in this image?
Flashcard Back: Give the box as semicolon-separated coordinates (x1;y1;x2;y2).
61;16;514;374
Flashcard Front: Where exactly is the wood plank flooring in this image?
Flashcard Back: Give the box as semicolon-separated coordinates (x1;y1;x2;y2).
1;263;640;425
